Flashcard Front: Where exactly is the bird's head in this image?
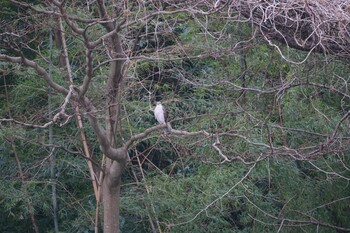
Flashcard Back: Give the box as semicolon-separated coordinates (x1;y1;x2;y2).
156;101;161;105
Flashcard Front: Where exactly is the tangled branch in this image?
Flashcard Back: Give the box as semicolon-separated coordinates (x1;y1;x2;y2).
234;0;350;59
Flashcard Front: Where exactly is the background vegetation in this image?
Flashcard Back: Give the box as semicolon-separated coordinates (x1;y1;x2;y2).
0;0;349;232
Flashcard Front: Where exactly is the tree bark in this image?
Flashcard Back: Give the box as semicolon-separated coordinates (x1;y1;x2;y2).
102;153;127;233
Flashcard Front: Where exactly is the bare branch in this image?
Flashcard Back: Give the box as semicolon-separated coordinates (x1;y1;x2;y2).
50;0;85;34
0;54;68;94
0;118;53;128
52;85;74;126
233;0;350;59
123;124;168;149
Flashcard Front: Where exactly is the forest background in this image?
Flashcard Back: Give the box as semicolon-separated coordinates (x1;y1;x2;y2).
0;0;349;232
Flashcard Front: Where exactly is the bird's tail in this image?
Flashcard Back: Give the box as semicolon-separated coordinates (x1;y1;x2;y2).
163;122;172;134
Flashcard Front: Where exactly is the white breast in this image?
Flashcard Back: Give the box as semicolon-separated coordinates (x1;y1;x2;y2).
154;104;166;124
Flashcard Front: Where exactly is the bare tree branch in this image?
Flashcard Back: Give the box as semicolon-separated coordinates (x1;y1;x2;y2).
233;0;350;59
0;55;68;94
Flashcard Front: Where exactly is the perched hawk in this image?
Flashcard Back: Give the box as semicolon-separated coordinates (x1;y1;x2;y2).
154;102;168;133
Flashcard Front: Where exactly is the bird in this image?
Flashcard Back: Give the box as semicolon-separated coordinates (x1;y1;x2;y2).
154;102;168;133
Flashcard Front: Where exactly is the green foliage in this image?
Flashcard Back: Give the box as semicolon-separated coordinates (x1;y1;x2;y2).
120;158;349;232
117;17;350;232
1;2;350;232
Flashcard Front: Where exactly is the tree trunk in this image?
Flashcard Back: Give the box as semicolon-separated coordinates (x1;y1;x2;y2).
102;158;126;233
